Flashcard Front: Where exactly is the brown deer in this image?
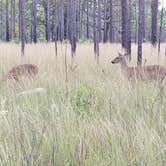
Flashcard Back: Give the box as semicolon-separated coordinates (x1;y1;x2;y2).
111;53;166;82
1;64;38;81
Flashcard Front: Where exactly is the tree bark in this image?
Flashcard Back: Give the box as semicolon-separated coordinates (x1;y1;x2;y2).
93;0;99;61
6;0;10;41
19;0;25;56
137;0;145;65
68;0;77;57
151;0;158;46
158;1;164;53
44;0;50;42
109;0;113;42
31;0;37;43
86;0;90;39
121;0;131;56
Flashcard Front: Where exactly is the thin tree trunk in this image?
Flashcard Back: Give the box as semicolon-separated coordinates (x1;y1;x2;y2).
6;0;10;41
109;0;113;42
93;0;99;62
19;0;25;56
151;0;158;46
68;0;77;57
137;0;145;65
97;0;102;42
158;0;164;53
44;0;50;42
13;0;16;39
121;0;131;57
10;0;13;39
103;0;108;43
0;0;2;40
32;0;37;43
86;0;90;39
127;0;131;58
134;2;138;43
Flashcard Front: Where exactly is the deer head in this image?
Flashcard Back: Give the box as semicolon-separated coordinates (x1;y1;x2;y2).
111;52;128;65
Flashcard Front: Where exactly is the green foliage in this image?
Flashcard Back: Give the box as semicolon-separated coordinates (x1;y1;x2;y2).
70;85;92;114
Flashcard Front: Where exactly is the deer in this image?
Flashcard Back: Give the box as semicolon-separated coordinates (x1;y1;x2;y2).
1;64;38;82
111;53;166;82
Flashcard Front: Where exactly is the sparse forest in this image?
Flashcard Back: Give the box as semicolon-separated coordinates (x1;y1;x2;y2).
0;0;165;165
0;0;166;58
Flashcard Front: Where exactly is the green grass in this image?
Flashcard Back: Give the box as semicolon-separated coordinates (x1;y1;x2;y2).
0;43;165;165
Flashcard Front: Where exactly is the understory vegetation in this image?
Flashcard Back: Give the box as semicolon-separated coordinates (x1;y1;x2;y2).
0;43;165;166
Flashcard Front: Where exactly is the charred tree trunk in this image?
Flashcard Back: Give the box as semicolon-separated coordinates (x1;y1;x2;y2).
19;0;25;56
10;0;13;39
134;2;138;43
97;0;102;42
151;0;158;46
6;0;10;41
0;0;2;40
13;0;16;39
142;0;145;40
93;0;99;61
109;0;113;42
86;0;90;39
103;0;109;43
158;1;164;53
137;0;145;66
57;1;64;42
121;0;131;57
68;0;77;57
44;0;50;42
31;0;37;43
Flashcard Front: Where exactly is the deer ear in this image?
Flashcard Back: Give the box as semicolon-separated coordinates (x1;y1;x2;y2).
118;52;122;56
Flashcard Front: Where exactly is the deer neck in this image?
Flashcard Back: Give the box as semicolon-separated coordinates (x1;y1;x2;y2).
120;59;128;71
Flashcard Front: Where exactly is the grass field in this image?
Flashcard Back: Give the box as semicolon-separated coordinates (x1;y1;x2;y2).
0;43;165;166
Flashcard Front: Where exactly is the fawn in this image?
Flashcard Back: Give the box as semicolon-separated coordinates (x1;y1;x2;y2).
111;53;166;82
1;64;38;81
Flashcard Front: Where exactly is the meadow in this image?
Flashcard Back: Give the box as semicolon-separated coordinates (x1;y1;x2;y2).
0;43;165;166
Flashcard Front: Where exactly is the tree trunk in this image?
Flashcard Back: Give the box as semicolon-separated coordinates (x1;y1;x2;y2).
31;0;37;43
6;0;10;41
97;0;102;42
44;0;50;42
137;0;145;65
103;0;108;43
158;1;164;53
68;0;77;57
12;0;16;39
121;0;131;57
109;0;113;42
151;0;158;46
0;0;2;40
86;0;90;39
19;0;25;56
93;0;99;61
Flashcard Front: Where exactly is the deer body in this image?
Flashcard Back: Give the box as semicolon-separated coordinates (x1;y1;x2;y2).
111;53;166;82
2;64;38;81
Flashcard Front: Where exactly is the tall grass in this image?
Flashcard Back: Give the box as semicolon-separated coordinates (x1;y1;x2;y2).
0;43;165;166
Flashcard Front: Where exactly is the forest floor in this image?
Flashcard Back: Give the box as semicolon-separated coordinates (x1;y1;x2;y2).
0;43;165;165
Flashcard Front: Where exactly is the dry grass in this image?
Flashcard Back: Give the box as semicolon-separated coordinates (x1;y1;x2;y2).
0;42;165;166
